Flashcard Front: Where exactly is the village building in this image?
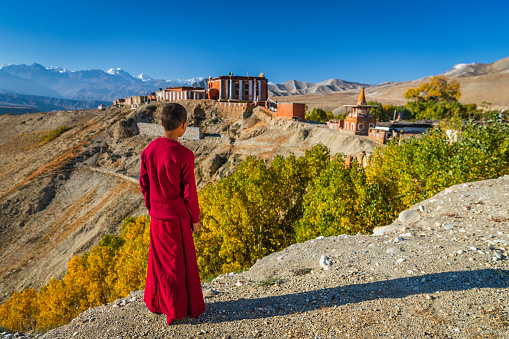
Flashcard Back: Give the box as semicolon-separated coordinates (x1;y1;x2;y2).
342;87;377;135
155;87;207;101
113;98;126;106
207;72;268;105
98;104;107;110
369;121;434;144
275;102;306;121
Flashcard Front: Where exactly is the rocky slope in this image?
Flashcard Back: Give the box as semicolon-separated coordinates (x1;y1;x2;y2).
0;101;377;304
33;175;509;339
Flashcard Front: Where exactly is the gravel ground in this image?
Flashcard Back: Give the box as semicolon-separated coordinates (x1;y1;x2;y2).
30;175;509;338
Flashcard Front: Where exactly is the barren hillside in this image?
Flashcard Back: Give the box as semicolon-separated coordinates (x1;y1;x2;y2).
273;56;509;112
0;101;377;304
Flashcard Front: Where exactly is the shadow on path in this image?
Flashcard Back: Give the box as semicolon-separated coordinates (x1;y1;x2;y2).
202;269;509;323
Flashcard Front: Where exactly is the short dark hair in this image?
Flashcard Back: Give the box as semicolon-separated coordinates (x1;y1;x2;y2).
161;103;187;131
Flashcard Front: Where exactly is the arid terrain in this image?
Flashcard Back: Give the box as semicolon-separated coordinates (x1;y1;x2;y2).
0;101;377;304
273;57;509;112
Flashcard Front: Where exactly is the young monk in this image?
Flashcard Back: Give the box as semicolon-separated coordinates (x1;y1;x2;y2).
139;103;205;324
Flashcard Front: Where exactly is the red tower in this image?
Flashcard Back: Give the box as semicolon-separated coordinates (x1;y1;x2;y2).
342;88;377;135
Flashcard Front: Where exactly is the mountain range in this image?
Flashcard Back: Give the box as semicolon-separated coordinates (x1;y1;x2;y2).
273;56;509;111
1;57;508;114
0;63;206;113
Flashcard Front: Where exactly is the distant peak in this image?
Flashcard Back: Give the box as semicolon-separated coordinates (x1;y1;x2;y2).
47;66;68;73
137;73;153;81
445;62;477;73
107;67;123;75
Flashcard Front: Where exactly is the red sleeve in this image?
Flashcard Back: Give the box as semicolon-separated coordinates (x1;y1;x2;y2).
139;151;151;212
181;150;200;223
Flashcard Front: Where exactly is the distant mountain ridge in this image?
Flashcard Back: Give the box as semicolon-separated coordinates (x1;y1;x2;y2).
269;78;368;97
0;91;112;115
0;63;205;103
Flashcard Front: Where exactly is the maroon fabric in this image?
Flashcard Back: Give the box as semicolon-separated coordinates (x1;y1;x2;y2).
144;217;205;324
140;137;200;223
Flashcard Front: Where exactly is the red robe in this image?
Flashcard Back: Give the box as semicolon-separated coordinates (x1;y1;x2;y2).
140;137;205;324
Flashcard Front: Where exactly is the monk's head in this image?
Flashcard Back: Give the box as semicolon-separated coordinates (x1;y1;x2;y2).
161;103;187;131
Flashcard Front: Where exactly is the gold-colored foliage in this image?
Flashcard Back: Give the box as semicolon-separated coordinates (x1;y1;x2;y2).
194;144;330;278
38;125;67;146
0;215;150;333
404;75;461;102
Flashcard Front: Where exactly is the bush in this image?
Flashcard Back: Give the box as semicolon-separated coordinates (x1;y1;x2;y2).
39;125;66;146
305;108;334;122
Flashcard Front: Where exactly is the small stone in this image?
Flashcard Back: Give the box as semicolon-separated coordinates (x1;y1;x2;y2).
407;270;414;274
236;280;244;287
396;258;406;264
493;257;500;262
457;250;464;254
494;252;502;259
443;224;454;230
399;209;419;223
470;246;478;251
315;236;325;240
203;289;220;298
319;255;332;270
419;205;425;212
469;257;475;261
386;247;400;255
73;332;79;337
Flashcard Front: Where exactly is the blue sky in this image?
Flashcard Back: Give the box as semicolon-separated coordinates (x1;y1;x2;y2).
1;0;508;85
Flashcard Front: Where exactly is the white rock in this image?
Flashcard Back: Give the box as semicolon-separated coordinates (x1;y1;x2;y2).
315;236;325;240
457;250;464;254
407;270;414;274
443;224;454;230
470;246;478;251
419;205;425;212
396;258;406;264
319;255;332;270
399;209;420;223
494;252;502;259
386;247;400;255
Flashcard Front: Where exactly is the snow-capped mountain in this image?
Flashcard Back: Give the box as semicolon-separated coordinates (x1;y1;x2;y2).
137;73;153;82
0;63;206;103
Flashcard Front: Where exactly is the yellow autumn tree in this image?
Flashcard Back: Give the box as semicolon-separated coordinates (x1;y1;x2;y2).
108;216;150;299
404;75;461;103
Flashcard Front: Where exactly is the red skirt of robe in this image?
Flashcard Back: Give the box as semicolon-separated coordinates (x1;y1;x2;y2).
144;217;205;324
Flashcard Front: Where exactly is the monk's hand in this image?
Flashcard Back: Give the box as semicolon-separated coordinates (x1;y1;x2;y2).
192;222;201;233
